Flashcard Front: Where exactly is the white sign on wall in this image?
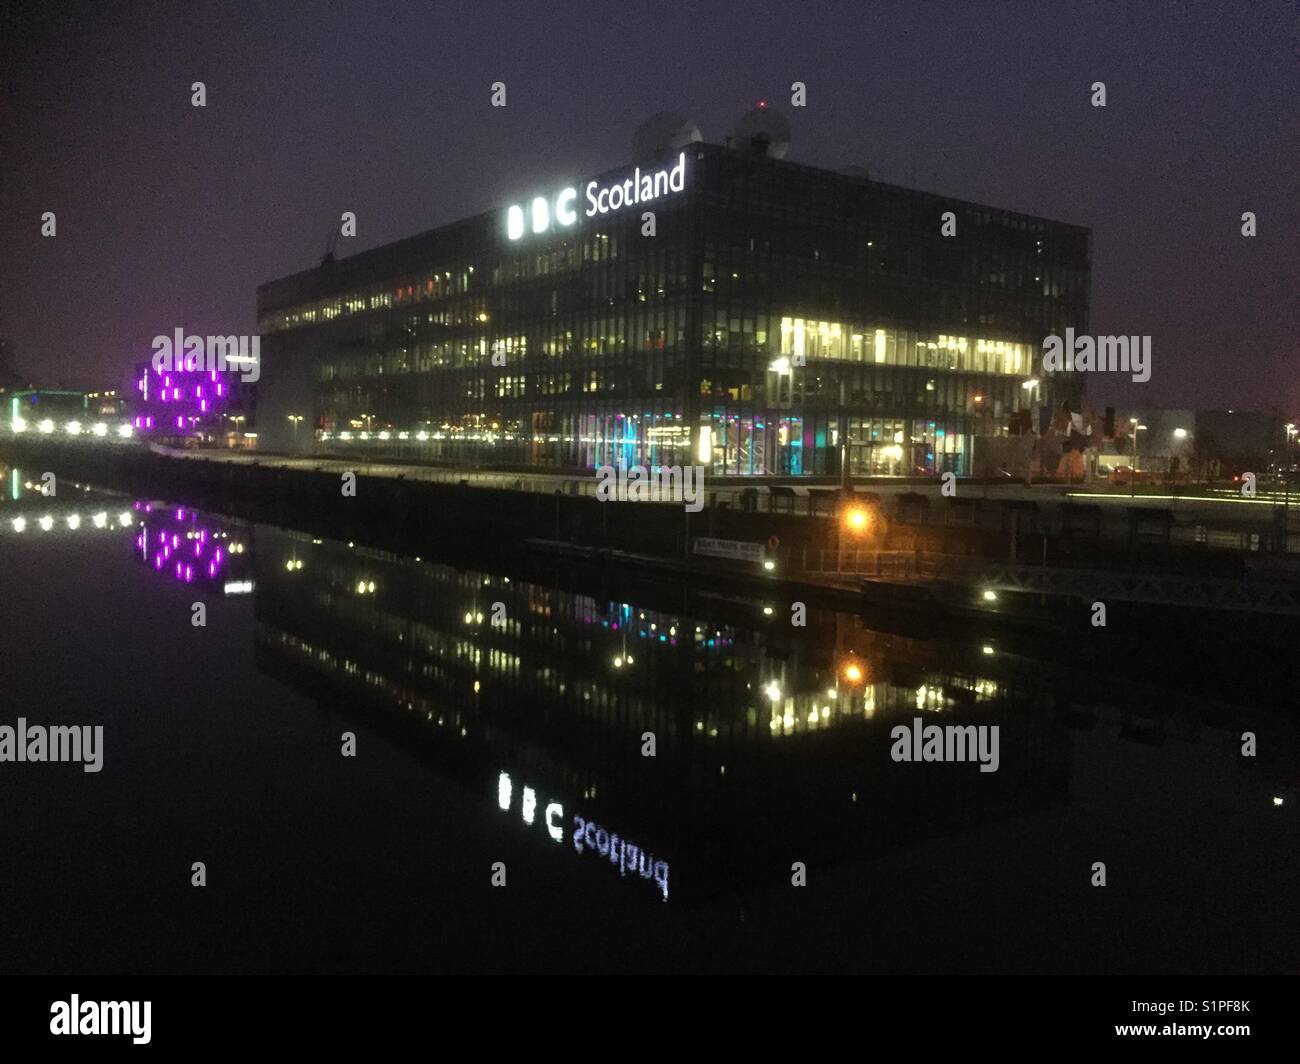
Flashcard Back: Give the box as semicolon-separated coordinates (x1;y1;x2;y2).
693;537;764;563
506;152;687;241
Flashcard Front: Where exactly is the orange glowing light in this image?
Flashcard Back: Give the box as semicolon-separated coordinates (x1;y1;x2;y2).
843;662;864;683
843;506;871;534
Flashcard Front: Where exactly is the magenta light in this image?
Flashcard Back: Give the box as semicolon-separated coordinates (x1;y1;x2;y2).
176;416;183;429
216;384;224;396
215;548;223;563
154;554;164;569
185;565;193;582
200;400;207;413
210;370;217;382
176;508;184;519
172;534;179;548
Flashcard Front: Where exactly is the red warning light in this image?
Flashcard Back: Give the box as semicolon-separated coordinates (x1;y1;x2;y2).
758;99;767;109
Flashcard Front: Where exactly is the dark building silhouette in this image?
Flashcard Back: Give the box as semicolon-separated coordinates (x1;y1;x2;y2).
257;118;1090;476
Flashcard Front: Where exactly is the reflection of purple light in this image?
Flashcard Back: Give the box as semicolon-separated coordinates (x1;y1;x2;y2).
136;505;236;587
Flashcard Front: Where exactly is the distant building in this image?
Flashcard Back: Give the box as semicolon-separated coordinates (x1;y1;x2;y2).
128;359;256;447
86;389;126;419
6;388;89;432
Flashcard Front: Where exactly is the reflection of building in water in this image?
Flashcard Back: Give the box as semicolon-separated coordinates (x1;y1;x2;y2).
129;502;254;593
252;526;1069;901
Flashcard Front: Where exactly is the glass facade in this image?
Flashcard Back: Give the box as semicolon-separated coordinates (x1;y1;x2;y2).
257;143;1089;475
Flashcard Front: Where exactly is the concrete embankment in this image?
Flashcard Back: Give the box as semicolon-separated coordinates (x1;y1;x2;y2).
0;439;1001;565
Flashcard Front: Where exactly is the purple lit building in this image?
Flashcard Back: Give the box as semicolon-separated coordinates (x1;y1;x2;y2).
130;359;256;447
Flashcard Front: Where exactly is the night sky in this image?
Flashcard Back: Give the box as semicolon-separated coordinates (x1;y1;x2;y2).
1;0;1295;410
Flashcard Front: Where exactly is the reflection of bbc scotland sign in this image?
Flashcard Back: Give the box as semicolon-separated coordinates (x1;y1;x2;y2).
505;152;687;240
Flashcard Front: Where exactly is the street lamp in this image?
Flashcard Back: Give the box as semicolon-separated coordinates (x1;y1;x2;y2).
287;414;304;441
769;357;795;475
1129;418;1147;498
1019;379;1043;484
1284;424;1297;535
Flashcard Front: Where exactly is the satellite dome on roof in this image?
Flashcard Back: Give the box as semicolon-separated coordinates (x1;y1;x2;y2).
732;105;791;159
632;112;702;161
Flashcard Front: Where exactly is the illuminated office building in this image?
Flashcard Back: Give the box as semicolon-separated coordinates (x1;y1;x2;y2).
256;111;1089;476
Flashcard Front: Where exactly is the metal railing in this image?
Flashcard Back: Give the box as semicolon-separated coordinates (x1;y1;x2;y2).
799;548;1300;614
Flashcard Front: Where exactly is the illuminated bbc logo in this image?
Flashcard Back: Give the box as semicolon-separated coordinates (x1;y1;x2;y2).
506;188;579;241
505;152;687;241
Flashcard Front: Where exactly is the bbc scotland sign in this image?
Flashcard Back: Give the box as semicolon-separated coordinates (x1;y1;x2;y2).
505;153;687;240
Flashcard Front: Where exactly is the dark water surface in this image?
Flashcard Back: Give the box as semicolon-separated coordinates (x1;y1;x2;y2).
1;485;1295;973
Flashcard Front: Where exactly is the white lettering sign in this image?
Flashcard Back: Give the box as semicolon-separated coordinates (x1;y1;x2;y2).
584;153;686;218
693;537;764;563
505;153;687;241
